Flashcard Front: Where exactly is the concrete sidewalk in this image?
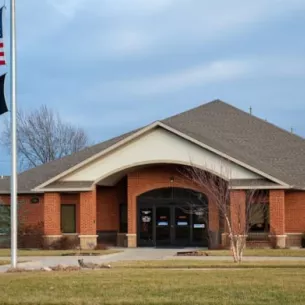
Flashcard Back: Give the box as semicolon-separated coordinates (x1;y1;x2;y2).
1;248;305;272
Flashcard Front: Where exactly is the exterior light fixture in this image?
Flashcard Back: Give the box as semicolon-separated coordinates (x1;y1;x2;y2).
170;176;174;183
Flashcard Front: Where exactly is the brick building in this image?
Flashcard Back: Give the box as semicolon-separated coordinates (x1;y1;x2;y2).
0;100;305;249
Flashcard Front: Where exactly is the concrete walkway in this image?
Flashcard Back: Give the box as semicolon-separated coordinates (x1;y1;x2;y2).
1;248;305;272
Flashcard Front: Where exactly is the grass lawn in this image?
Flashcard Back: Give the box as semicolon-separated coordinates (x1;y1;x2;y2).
0;249;120;257
201;248;305;257
1;268;305;304
0;248;304;258
112;260;305;269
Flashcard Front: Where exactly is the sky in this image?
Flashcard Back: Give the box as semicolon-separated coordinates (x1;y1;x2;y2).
0;0;305;174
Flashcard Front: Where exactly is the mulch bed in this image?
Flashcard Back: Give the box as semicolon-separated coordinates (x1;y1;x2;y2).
176;251;209;256
61;253;101;256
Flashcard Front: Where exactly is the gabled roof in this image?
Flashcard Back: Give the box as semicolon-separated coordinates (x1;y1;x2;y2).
162;100;305;188
0;129;138;193
0;100;304;194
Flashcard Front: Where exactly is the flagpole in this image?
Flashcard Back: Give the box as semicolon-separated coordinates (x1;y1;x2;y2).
10;0;17;269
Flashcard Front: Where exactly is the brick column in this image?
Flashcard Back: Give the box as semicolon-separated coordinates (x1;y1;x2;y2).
79;187;97;249
208;199;219;249
127;174;137;247
43;192;61;246
225;190;247;249
269;190;286;248
230;190;246;234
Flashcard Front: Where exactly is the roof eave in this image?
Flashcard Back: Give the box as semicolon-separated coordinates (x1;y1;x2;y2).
33;121;291;191
37;187;93;192
229;185;292;190
32;121;162;191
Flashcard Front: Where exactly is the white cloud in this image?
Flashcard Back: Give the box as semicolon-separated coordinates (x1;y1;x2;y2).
48;0;174;18
37;0;305;60
47;0;86;18
17;0;305;60
86;55;305;97
91;60;249;96
132;60;249;94
104;30;152;55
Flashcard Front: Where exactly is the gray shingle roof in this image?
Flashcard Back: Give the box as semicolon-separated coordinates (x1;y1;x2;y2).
162;100;305;188
43;181;94;189
0;129;138;193
1;100;304;193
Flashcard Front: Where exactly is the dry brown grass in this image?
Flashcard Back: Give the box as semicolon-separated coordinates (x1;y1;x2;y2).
1;268;305;304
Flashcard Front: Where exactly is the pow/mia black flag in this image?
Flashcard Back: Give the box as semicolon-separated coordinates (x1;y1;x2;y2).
0;74;7;115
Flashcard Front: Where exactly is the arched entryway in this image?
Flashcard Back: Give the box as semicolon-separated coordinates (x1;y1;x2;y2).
137;187;209;247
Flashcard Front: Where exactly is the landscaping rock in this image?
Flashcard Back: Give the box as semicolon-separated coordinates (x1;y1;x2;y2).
78;259;111;269
50;264;80;271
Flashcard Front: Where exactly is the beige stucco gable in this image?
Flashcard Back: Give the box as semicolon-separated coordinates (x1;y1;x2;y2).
59;127;262;185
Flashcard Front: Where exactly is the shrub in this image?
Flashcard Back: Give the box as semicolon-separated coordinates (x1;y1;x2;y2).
18;222;44;249
94;243;109;250
50;236;79;250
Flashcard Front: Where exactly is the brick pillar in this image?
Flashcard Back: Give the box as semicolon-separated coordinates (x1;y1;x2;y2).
127;174;137;247
208;199;219;249
224;190;247;249
43;192;61;246
79;187;97;249
269;190;286;248
229;190;246;234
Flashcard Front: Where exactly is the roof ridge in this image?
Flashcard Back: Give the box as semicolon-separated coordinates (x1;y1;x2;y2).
219;101;305;141
161;99;223;122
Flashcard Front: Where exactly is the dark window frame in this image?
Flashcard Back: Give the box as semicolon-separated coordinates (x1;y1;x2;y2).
61;204;76;234
0;205;10;234
248;202;270;233
119;203;127;233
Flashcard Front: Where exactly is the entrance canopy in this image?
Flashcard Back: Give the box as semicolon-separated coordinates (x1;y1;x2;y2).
40;125;268;190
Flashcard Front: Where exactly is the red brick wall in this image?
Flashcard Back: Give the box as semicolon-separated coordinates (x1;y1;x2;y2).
0;194;44;227
96;179;126;231
96;187;119;231
229;190;246;234
285;191;305;233
209;199;219;232
1;193;81;235
127;165;211;235
269;190;285;235
80;188;96;235
44;193;61;235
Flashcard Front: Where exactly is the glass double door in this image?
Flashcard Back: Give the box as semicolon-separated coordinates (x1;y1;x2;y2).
138;203;207;247
155;206;190;246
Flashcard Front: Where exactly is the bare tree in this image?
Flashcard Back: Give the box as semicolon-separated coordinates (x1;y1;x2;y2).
1;105;90;169
183;164;267;263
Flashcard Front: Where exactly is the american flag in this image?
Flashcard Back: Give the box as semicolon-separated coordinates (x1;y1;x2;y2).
0;7;5;66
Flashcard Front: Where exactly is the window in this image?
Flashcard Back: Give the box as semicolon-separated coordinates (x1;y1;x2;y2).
0;205;10;234
249;203;269;232
61;204;76;233
119;203;127;233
